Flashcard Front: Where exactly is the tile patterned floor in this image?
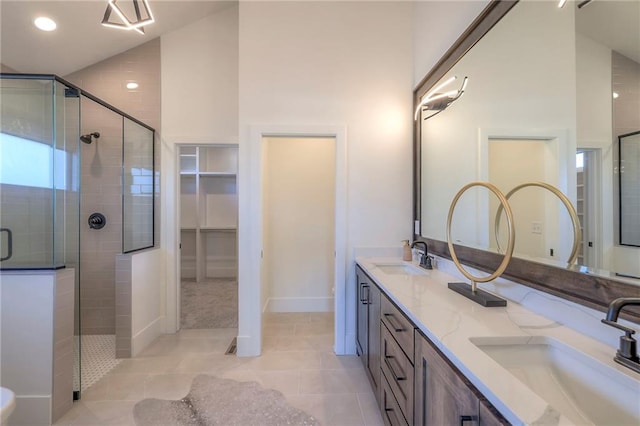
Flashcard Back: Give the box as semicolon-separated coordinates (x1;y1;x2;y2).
74;335;122;392
55;312;383;426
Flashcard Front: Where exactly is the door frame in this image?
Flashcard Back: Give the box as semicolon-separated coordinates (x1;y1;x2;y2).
577;148;603;269
238;125;347;356
166;141;239;334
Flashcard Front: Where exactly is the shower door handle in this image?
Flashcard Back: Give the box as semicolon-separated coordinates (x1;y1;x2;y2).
0;228;13;261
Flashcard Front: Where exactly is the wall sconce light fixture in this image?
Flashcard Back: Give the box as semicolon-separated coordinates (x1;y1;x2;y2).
102;0;154;35
414;76;468;121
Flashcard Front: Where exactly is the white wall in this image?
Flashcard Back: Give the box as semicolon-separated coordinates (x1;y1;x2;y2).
160;5;239;334
239;1;413;354
0;269;74;425
161;7;239;143
263;137;335;312
412;0;490;87
131;249;163;356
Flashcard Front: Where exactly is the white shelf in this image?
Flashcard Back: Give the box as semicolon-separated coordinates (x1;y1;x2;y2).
200;172;236;177
179;145;238;282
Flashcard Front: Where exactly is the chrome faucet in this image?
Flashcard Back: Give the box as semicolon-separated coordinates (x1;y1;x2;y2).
411;241;433;270
601;297;640;374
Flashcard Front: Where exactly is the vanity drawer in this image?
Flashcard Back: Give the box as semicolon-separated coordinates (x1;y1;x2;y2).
381;295;415;361
381;371;409;426
381;322;414;425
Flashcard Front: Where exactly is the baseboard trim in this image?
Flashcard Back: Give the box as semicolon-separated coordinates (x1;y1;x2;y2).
344;332;357;355
265;297;334;313
132;316;163;357
236;335;260;357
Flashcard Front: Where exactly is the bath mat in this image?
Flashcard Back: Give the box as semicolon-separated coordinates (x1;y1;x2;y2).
133;374;319;425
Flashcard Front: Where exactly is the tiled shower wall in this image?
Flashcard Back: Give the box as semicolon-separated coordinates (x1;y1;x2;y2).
613;51;640;247
79;101;123;335
65;38;161;247
65;39;161;334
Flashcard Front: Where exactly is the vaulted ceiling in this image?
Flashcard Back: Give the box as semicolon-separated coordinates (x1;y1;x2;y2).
0;1;236;76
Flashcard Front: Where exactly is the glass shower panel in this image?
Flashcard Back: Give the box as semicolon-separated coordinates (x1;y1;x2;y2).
54;81;80;268
0;77;58;268
123;118;154;252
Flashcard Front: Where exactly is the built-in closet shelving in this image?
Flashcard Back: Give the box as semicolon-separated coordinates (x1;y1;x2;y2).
180;146;238;282
576;168;585;265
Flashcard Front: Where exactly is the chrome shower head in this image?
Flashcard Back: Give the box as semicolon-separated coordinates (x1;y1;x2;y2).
80;132;100;144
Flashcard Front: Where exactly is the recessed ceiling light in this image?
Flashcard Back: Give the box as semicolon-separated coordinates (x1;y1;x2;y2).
34;17;57;32
613;92;620;99
126;82;139;90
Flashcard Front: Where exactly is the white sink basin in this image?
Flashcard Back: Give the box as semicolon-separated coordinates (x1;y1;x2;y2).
373;263;427;276
470;336;640;425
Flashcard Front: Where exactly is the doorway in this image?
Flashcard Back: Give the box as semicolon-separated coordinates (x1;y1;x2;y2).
178;145;239;329
262;136;336;313
576;149;601;268
240;125;347;357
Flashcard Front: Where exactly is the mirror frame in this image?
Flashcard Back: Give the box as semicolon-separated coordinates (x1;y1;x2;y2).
413;0;640;322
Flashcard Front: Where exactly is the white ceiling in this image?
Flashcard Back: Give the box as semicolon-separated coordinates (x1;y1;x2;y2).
576;0;640;64
1;1;637;77
0;1;236;76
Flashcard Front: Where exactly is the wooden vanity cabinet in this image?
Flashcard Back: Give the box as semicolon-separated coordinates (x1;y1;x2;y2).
356;263;509;425
380;295;415;425
414;330;510;426
355;265;381;403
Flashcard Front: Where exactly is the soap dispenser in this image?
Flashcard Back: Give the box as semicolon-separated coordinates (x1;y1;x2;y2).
402;240;412;261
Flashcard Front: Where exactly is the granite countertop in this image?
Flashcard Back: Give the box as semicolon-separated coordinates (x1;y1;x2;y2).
356;256;640;426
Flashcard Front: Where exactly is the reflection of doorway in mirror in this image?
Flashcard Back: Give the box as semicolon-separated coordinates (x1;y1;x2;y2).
576;149;601;269
488;138;560;262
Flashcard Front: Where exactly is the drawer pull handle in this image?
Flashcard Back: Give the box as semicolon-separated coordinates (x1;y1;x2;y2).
360;284;370;304
460;415;474;425
0;228;12;262
384;313;405;332
385;407;401;425
384;355;406;381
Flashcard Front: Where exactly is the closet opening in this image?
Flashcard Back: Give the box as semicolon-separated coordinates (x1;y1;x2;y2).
178;145;238;330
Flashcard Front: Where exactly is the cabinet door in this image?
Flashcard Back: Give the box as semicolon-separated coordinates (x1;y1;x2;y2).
415;331;479;426
356;269;369;362
367;282;381;402
479;399;510;426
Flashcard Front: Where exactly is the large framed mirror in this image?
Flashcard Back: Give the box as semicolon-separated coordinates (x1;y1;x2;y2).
414;0;640;321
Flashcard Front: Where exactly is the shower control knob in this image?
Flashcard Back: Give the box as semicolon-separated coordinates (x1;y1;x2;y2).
88;213;106;230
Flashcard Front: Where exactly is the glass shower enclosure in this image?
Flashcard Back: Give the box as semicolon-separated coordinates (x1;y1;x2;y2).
0;74;155;404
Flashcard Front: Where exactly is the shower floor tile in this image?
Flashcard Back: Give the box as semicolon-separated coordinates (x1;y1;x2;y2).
74;335;122;392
